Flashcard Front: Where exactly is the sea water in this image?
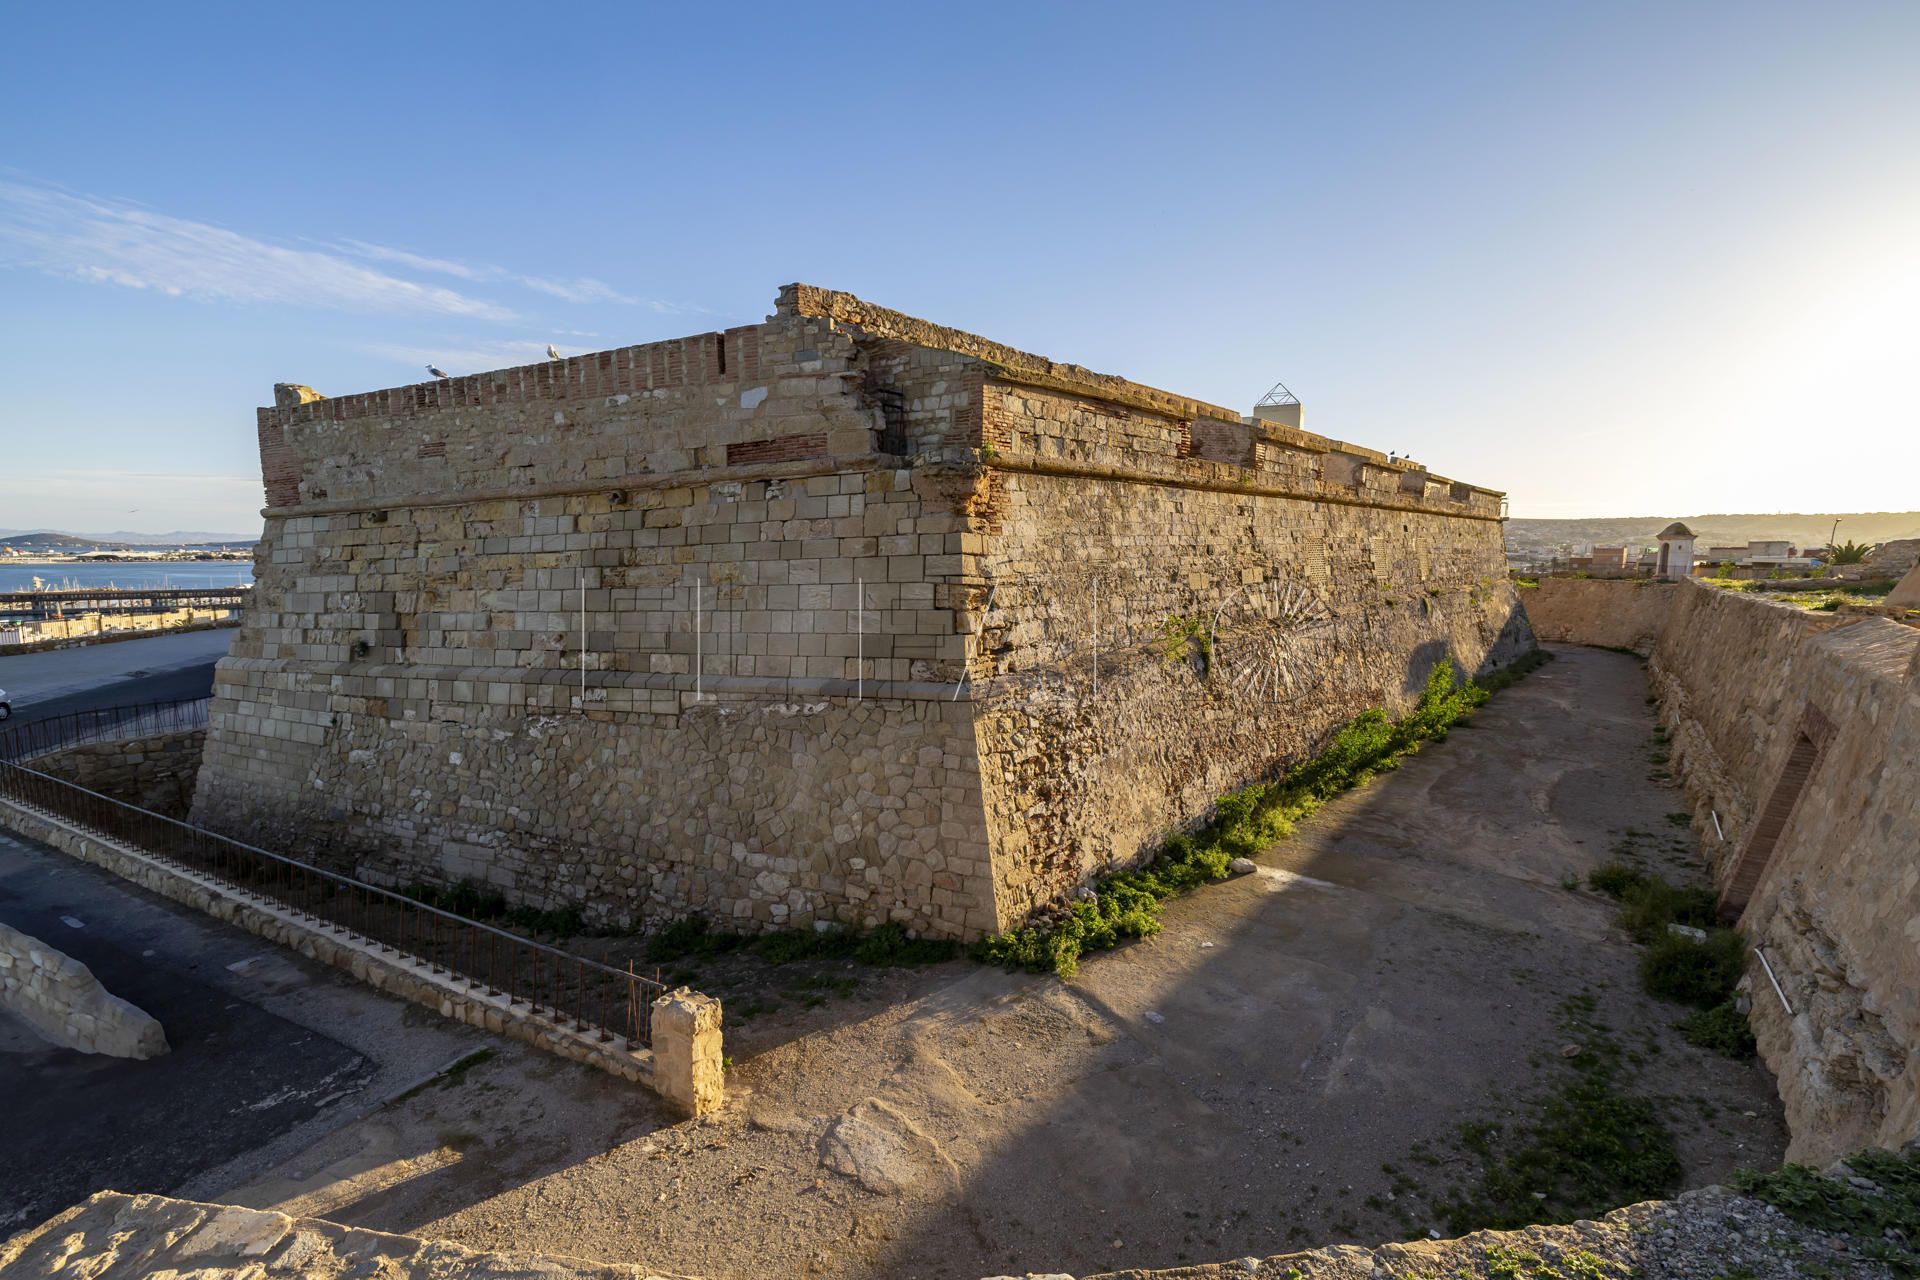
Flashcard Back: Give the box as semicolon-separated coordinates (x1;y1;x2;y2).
0;560;255;593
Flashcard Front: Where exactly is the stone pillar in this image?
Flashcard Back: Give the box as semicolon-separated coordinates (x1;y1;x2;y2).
649;988;724;1116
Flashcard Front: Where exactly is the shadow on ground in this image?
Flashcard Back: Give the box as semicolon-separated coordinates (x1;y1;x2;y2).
0;832;490;1234
207;646;1782;1280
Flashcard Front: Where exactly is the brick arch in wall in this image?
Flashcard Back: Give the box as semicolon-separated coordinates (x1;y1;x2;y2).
1720;703;1835;924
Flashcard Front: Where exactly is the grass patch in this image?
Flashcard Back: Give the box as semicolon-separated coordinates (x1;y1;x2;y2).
977;652;1554;977
1586;862;1645;898
1590;862;1756;1050
645;917;961;969
1679;1001;1757;1059
1619;882;1717;944
1585;863;1720;942
1482;1244;1626;1280
1641;929;1746;1008
1435;994;1681;1233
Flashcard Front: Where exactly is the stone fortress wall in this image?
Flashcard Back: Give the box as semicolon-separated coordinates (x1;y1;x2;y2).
194;285;1531;940
1525;577;1920;1163
29;729;205;819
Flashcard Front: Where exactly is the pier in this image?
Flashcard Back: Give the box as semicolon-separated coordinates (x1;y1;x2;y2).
0;586;252;620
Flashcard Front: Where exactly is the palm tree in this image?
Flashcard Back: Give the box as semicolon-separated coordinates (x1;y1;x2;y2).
1827;540;1873;565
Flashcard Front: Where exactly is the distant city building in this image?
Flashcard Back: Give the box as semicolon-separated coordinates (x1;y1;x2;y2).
1568;545;1633;573
1695;538;1818;575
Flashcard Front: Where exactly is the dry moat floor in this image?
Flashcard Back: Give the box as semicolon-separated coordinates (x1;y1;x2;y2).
213;645;1787;1279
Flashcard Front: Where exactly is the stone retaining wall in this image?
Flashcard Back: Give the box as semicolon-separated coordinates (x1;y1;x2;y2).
1513;576;1920;1164
0;921;166;1058
1647;583;1920;1164
29;730;205;818
1516;577;1680;654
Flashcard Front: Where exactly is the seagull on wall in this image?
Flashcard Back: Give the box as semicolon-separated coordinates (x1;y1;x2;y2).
547;344;562;361
427;365;451;379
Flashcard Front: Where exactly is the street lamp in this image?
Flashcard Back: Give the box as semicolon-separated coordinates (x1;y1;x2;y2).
1829;517;1842;555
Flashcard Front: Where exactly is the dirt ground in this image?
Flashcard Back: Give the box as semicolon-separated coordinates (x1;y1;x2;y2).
215;645;1788;1279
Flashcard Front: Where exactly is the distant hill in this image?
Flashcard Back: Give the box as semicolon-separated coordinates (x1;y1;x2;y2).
0;532;97;549
1507;512;1920;549
0;528;258;549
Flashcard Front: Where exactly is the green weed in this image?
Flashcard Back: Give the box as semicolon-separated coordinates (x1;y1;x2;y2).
1641;929;1746;1008
1160;613;1214;672
1732;1149;1920;1270
1587;864;1645;898
1617;879;1718;943
1678;1001;1756;1059
977;653;1553;977
1436;996;1680;1234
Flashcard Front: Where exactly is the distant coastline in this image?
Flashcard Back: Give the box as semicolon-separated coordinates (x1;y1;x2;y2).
0;553;253;567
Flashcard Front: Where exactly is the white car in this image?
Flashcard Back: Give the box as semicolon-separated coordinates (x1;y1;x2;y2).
0;687;10;721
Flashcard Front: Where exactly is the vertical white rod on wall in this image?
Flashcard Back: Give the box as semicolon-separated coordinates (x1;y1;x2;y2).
579;568;587;706
694;578;703;702
856;576;864;701
1092;576;1100;695
1754;946;1794;1015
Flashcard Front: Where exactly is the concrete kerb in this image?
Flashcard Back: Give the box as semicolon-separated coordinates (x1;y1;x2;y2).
0;796;724;1116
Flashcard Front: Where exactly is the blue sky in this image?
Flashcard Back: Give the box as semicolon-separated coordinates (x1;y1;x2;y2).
1;1;1915;535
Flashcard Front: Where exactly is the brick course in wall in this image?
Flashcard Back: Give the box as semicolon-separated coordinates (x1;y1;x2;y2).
195;285;1530;942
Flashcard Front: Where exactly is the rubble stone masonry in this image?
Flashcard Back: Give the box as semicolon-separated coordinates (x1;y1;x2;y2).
194;285;1532;940
29;729;205;818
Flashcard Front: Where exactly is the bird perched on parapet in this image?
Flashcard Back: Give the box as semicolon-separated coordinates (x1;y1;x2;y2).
547;344;562;361
427;365;451;379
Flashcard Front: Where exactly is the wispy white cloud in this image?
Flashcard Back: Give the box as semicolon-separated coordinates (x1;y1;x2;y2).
339;239;682;311
356;338;572;376
0;179;520;321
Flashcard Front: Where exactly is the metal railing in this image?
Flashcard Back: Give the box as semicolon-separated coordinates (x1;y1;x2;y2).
0;751;666;1047
0;698;210;762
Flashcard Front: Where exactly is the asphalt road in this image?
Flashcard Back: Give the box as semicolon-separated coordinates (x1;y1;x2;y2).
0;629;230;723
0;833;484;1234
10;661;222;723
